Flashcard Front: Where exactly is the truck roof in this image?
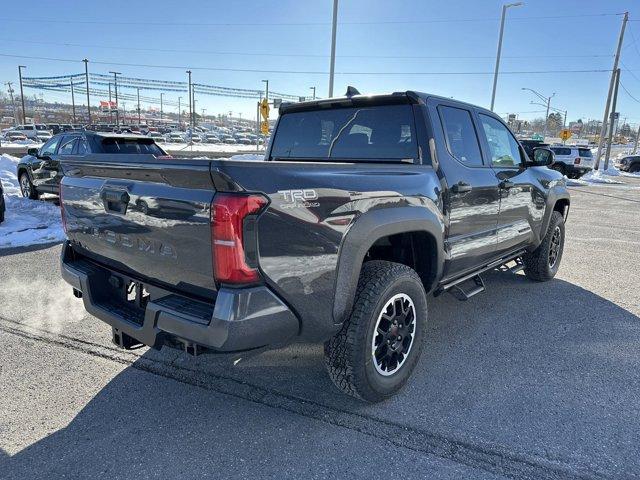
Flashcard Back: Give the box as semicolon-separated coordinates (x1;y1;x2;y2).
279;90;493;116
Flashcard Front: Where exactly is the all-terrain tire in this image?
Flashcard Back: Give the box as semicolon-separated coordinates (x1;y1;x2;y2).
324;260;428;402
523;211;565;281
19;172;38;200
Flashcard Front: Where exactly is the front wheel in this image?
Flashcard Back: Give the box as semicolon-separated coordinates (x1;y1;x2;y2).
324;260;428;402
523;211;565;281
19;173;38;200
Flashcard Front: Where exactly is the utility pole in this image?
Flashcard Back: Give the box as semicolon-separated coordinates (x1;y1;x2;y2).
522;87;554;140
178;97;182;126
262;79;269;101
70;78;76;123
490;2;524;111
310;86;316;100
109;71;121;127
328;0;338;97
82;59;91;125
160;92;163;120
595;11;628;171
136;87;141;125
18;65;26;124
604;68;621;171
6;82;17;125
108;82;113;123
192;91;196;127
186;70;192;130
632;123;640;154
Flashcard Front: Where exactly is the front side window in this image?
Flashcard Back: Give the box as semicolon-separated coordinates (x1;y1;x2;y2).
269;104;418;161
58;137;77;155
40;137;61;156
439;106;483;166
478;114;523;168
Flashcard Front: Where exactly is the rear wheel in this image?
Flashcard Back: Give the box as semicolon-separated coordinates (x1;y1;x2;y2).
523;211;565;281
324;260;428;402
19;172;38;200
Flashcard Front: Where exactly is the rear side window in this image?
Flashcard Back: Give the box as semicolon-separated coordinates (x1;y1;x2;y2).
439;106;483;166
58;137;77;155
101;138;164;155
552;147;571;156
578;148;592;157
270;104;418;161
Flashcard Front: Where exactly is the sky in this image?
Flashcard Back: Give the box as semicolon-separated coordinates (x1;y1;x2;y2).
1;0;640;125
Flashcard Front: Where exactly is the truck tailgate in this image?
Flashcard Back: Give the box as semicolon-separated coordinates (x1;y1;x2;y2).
61;155;217;297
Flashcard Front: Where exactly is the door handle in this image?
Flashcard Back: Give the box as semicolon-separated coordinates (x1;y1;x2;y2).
499;180;515;190
451;181;472;194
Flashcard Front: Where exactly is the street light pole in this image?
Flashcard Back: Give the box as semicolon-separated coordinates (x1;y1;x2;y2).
18;65;26;124
490;2;523;111
160;92;163;120
186;70;192;130
522;87;554;140
109;71;121;127
70;79;76;123
83;59;91;125
328;0;339;98
310;86;316;100
178;97;182;126
137;87;141;125
108;82;113;123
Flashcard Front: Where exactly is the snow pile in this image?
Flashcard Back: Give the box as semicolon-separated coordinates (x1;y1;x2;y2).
580;170;624;184
0;154;65;249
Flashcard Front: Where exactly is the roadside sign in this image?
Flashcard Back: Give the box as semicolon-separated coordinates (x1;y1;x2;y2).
559;129;572;142
260;98;269;121
260;120;269;135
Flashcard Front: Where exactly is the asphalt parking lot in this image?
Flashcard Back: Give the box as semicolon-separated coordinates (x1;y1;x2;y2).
1;178;640;480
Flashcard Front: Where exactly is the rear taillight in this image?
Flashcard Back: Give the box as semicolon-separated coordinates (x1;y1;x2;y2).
574;157;581;165
59;186;68;235
211;193;267;284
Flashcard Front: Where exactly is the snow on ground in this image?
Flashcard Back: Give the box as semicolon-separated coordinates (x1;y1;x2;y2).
0;154;65;249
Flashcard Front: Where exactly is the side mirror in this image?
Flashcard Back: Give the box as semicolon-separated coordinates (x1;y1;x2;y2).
27;147;39;157
530;147;554;167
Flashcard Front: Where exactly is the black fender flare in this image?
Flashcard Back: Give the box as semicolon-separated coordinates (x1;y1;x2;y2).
537;183;570;247
332;205;445;324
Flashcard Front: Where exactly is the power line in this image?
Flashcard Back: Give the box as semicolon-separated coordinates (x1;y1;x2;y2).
0;38;614;60
619;80;640;103
0;13;623;27
0;53;614;75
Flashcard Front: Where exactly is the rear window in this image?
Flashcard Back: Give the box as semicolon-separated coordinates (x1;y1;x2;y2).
101;138;164;155
270;104;418;161
551;147;571;156
578;148;592;157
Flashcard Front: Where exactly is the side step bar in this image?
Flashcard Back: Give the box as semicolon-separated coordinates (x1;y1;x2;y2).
434;250;526;301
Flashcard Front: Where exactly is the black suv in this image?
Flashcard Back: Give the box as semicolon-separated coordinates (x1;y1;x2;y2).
617;155;640;173
17;131;167;199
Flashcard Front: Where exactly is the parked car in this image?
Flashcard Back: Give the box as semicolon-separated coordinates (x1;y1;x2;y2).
549;145;594;178
235;135;253;145
3;131;28;142
46;124;62;135
166;132;186;143
147;131;165;142
35;131;52;143
203;133;220;144
0;180;5;224
12;125;40;140
616;155;640;173
58;90;568;402
17;132;167;199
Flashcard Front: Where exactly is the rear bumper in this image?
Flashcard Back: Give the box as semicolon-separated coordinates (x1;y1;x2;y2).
60;242;299;353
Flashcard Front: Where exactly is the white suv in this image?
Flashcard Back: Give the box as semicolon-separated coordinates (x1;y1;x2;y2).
12;124;52;140
549;146;594;178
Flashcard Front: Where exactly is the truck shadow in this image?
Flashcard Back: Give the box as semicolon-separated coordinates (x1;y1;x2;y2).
4;269;640;478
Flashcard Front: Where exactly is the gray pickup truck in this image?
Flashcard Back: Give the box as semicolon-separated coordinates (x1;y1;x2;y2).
59;91;569;402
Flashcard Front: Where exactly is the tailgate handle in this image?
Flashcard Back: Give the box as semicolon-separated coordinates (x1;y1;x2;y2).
101;189;130;214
